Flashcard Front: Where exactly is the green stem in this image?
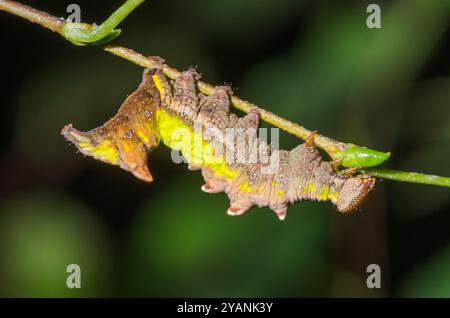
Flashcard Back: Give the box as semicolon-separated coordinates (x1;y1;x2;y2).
363;168;450;188
62;0;144;44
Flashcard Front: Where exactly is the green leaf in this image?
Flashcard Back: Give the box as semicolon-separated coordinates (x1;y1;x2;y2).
62;0;144;45
333;145;391;168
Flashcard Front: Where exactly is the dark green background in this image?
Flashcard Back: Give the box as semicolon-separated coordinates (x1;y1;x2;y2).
0;0;449;297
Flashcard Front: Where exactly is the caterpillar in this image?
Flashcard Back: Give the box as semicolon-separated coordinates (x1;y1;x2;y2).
61;65;376;220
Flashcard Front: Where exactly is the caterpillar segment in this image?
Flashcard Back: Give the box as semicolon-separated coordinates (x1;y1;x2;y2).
168;68;201;124
62;66;376;220
198;86;236;194
197;85;233;140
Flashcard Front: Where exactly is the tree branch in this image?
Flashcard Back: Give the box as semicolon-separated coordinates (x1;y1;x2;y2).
0;0;63;33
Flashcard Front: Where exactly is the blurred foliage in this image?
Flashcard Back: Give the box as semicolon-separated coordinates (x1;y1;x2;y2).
0;192;112;297
0;0;449;297
128;173;330;297
399;244;450;297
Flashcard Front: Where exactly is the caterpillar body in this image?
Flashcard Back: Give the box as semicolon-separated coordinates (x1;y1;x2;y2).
62;66;375;220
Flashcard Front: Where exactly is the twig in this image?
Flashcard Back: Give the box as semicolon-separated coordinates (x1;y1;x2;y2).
363;168;450;188
1;0;449;188
0;0;63;33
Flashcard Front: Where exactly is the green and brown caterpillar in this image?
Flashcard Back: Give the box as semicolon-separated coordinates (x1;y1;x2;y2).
62;64;376;220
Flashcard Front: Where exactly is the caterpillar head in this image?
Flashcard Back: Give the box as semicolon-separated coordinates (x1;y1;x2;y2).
62;68;162;182
336;176;376;214
62;119;156;183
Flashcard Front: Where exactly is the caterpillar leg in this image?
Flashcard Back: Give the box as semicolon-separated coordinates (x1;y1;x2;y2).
225;164;266;216
330;157;344;173
169;69;201;123
147;56;165;68
272;206;288;221
341;166;358;177
227;204;252;216
233;110;260;144
306;130;317;148
242;109;260;127
201;182;226;194
188;163;202;171
201;166;228;193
